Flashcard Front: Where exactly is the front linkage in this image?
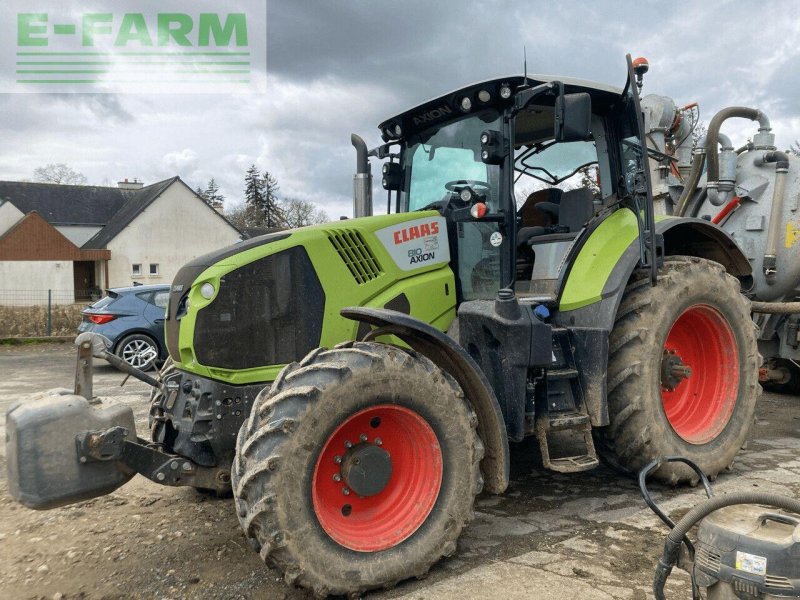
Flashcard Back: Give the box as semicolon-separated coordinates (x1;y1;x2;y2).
7;333;229;511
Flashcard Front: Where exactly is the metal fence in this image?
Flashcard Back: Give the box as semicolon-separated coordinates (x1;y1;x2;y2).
0;289;96;337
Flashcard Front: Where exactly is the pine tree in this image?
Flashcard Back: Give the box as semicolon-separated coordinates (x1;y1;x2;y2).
262;170;285;228
204;178;224;208
243;164;265;225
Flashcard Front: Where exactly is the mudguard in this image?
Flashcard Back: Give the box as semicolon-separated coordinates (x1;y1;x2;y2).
560;214;752;330
341;306;510;494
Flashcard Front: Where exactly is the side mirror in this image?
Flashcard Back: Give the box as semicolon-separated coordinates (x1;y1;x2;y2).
555;93;591;142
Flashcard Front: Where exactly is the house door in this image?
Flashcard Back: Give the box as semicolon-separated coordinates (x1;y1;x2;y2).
73;261;95;300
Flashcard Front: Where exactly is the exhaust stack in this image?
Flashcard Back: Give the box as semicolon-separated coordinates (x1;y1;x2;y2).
351;134;372;218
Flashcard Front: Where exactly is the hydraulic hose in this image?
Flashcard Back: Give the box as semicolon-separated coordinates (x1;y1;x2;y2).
706;107;770;205
676;133;730;217
676;152;705;217
654;492;800;600
751;300;800;314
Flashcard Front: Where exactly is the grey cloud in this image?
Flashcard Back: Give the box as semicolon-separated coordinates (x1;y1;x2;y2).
1;0;799;218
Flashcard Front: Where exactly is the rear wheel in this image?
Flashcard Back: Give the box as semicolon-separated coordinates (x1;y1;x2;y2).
116;333;159;371
232;342;483;596
596;257;760;484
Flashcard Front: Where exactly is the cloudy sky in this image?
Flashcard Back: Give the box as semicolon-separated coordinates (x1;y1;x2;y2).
1;0;798;219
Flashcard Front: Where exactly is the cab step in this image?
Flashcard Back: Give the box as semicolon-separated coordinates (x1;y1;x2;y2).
535;411;599;473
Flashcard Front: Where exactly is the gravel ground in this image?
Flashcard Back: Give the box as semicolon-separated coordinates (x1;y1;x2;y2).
1;343;798;599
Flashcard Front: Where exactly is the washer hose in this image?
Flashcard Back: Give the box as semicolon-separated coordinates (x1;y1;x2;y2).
654;492;800;600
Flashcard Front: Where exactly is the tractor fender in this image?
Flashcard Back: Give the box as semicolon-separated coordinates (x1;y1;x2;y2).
340;306;510;494
561;216;752;332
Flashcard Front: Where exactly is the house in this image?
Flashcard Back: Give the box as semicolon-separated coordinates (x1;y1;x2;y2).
0;177;241;304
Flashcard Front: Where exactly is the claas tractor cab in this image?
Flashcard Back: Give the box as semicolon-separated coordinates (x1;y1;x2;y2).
6;56;759;596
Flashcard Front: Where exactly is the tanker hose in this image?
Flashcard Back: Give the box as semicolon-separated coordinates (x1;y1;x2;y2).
676;153;705;217
654;492;800;600
706;107;769;206
760;150;790;280
751;300;800;314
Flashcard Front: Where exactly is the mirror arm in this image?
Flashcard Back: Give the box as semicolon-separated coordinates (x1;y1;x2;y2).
511;81;560;116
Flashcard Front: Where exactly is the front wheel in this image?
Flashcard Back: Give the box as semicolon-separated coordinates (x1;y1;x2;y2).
232;342;483;596
596;257;760;484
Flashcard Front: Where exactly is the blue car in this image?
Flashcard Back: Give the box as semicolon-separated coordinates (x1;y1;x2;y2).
79;284;170;371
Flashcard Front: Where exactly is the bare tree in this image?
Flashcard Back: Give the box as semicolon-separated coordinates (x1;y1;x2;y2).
33;163;88;185
790;141;800;157
225;205;249;230
691;121;707;151
281;198;329;228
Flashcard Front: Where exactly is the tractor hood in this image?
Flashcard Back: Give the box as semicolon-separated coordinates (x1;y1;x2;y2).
166;212;456;385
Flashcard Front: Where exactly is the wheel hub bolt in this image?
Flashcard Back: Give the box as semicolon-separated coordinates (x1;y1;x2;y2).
374;438;382;446
333;473;341;482
671;365;692;378
360;433;368;442
334;455;342;464
342;487;350;496
344;440;353;449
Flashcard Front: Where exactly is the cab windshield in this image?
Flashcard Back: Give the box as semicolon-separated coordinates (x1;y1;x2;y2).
401;110;502;212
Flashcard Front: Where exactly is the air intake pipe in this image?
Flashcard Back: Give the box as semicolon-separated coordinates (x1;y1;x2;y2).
706;107;771;206
351;134;373;218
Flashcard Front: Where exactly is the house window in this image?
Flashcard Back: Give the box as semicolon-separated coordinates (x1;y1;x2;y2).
132;263;142;276
149;263;159;276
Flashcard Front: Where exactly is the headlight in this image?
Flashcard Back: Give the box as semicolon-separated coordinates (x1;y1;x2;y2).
460;96;472;112
200;282;215;300
460;188;473;202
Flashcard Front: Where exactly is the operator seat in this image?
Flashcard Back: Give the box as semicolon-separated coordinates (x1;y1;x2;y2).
517;188;562;248
557;187;595;233
518;188;562;228
518;186;596;246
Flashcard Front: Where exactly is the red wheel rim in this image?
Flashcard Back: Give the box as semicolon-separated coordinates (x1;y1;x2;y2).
661;304;739;444
311;404;443;552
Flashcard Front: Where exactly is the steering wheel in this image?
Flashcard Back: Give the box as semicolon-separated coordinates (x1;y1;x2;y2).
444;180;491;195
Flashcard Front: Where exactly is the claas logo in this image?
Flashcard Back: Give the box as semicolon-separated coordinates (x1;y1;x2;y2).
393;221;440;245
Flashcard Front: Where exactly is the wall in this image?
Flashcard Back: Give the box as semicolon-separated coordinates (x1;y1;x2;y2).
0;201;24;237
0;260;74;305
106;182;240;288
56;225;102;247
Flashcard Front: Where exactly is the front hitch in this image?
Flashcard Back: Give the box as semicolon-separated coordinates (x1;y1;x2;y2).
6;334;229;510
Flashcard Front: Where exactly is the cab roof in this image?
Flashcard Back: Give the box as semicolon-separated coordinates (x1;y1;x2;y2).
378;74;624;140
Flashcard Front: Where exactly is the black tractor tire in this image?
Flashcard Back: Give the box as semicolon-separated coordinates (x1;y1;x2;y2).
232;342;483;597
761;358;800;396
596;256;760;484
115;333;159;371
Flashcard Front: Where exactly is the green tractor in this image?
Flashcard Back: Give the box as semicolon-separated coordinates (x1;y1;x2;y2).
7;56;760;596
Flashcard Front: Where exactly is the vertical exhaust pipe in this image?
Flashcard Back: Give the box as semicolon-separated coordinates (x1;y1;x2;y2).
351;134;372;218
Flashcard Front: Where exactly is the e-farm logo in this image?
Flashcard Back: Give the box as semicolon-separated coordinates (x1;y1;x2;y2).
4;1;266;93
